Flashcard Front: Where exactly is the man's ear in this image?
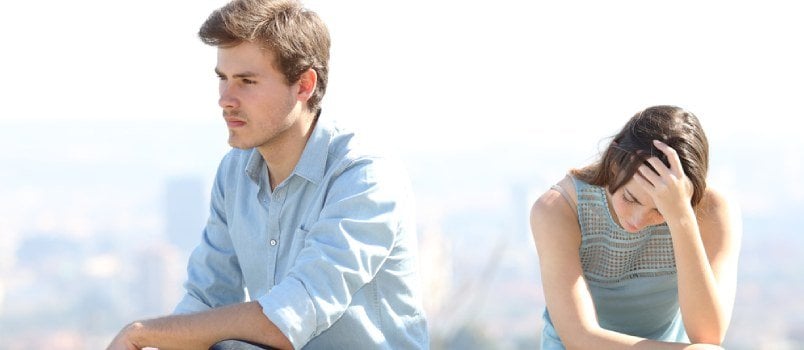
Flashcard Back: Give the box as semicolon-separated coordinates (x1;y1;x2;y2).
296;68;317;102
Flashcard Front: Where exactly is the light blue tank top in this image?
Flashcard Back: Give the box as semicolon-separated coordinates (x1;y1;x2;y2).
540;178;688;349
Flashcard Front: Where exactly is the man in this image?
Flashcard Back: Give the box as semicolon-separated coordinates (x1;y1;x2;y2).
106;0;429;349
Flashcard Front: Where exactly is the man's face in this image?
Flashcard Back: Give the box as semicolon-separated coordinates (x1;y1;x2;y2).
215;41;302;150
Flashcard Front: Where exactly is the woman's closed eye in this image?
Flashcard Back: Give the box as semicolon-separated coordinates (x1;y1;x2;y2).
623;192;639;205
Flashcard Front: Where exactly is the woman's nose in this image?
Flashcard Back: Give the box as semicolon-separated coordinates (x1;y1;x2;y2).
633;210;663;230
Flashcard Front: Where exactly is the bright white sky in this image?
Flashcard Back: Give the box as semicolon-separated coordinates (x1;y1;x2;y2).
2;0;802;155
2;0;804;223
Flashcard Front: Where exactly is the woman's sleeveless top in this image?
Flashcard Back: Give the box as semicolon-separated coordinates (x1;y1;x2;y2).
540;178;688;349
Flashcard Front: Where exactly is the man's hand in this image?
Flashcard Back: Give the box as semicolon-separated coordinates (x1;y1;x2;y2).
106;322;144;350
103;302;292;350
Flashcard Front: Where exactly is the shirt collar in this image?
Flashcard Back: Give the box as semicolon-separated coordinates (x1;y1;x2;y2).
292;113;331;185
245;148;264;184
243;112;332;186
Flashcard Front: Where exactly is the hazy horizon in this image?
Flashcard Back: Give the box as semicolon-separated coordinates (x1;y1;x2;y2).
2;0;803;348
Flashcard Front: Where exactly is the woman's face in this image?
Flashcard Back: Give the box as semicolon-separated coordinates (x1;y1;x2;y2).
608;179;666;233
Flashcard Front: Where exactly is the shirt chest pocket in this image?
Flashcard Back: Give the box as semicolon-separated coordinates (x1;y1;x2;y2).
274;224;313;280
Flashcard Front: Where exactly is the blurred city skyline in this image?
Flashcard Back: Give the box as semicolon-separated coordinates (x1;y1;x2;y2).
2;117;803;348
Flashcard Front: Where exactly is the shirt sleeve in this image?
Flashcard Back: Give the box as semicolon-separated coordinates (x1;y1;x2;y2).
258;156;411;348
174;152;246;315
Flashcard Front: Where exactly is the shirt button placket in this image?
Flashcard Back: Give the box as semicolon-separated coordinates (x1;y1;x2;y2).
268;188;285;248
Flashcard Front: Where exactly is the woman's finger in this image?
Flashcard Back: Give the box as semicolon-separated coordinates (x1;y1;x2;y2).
645;156;669;177
631;169;654;191
653;140;683;176
637;164;661;187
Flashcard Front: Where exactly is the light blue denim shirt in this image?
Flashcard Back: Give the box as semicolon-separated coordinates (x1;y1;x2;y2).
174;115;429;349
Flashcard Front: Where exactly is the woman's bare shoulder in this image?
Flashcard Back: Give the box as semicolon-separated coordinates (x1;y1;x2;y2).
698;186;741;218
530;175;581;244
531;176;576;217
696;185;743;241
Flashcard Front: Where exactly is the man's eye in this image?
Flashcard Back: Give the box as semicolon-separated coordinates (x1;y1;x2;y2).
623;194;637;204
243;79;256;84
217;75;226;81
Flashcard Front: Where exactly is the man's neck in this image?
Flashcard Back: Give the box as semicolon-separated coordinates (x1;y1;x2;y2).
257;110;318;191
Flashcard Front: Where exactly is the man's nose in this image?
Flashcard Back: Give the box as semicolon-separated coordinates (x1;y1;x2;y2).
219;83;239;109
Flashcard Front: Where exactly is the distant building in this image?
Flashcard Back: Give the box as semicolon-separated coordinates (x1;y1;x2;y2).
0;279;4;316
164;176;206;255
134;244;183;317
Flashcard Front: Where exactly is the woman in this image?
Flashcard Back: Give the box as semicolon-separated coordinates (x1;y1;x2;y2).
530;105;741;349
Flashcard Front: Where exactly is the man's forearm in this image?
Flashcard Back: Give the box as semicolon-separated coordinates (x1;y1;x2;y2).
108;301;292;350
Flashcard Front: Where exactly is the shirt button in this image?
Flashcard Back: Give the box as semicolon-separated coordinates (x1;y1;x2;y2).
269;239;277;246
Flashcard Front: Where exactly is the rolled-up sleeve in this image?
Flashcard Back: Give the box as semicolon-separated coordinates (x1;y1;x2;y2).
174;153;246;315
258;157;406;348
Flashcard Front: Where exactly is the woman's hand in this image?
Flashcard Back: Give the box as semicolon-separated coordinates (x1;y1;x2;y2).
632;140;695;221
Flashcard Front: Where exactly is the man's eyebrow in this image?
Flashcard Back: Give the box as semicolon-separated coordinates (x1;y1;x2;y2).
625;188;643;205
214;68;259;78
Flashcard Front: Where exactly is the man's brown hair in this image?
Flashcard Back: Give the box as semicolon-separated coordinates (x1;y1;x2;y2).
199;0;330;112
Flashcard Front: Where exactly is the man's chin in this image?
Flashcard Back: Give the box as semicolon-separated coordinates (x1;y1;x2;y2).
228;138;254;150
